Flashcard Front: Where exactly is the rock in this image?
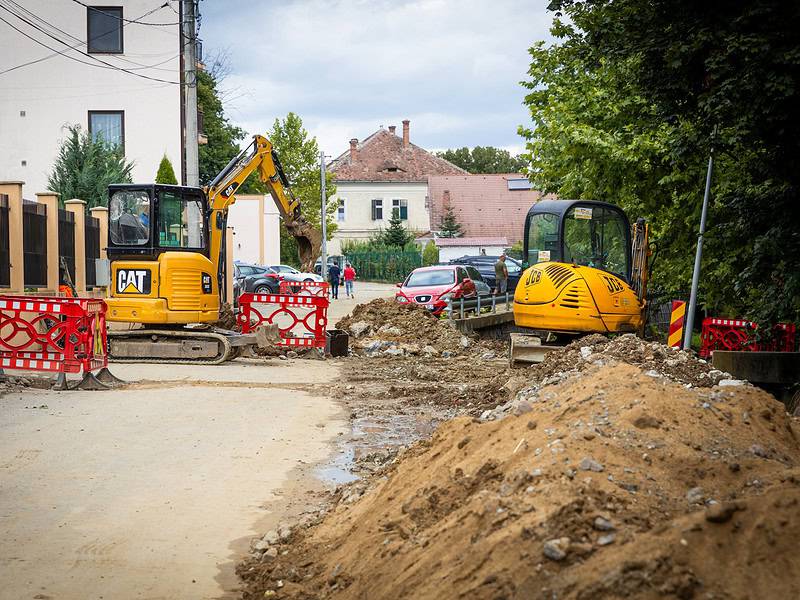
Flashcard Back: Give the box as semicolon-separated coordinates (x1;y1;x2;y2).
378;325;402;336
578;457;605;472
348;321;372;338
278;524;292;541
328;563;343;585
705;501;745;523
644;369;662;378
631;412;662;429
441;351;454;358
260;547;278;561
580;346;593;360
422;345;437;355
278;355;288;361
286;350;298;359
597;533;616;546
750;444;769;458
543;537;571;561
262;530;280;545
718;379;745;387
253;540;271;552
364;340;383;354
481;351;496;360
686;487;704;505
384;347;405;357
513;401;533;416
255;323;282;348
460;336;472;349
593;516;615;531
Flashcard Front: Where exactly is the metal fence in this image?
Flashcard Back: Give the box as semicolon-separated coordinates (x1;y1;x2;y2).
346;250;422;283
58;209;75;284
23;201;47;288
0;195;9;287
85;215;100;287
446;292;512;320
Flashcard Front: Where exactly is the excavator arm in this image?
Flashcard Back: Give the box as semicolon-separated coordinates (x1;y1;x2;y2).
205;135;321;275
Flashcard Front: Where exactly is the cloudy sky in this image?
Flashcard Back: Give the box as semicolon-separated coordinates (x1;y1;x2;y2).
201;0;554;159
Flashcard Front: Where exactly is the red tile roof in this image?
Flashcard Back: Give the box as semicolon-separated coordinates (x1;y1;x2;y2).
434;236;508;247
428;175;550;244
329;128;467;182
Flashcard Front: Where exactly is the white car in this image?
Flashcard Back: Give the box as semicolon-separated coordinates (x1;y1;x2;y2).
270;264;323;283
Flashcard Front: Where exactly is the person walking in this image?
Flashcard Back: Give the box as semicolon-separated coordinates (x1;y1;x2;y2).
328;261;342;299
343;262;357;298
494;253;509;295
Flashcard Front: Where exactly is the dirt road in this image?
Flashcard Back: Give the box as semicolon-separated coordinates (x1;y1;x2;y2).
0;360;346;600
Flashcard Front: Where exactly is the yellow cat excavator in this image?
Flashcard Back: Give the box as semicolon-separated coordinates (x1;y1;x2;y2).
510;200;650;363
104;134;321;363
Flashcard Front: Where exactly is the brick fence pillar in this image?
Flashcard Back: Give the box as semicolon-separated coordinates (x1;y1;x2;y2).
89;206;108;259
0;181;25;293
36;192;60;293
64;199;87;294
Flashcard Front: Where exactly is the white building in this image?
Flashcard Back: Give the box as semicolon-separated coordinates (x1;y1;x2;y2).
0;1;187;195
327;120;466;255
434;236;509;263
226;195;281;266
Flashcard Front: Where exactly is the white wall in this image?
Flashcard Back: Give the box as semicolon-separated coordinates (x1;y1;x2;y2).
0;1;182;196
438;245;506;263
328;181;429;254
227;195;280;266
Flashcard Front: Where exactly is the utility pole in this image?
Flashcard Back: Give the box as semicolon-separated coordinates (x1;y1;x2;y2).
183;0;199;187
320;151;328;281
683;146;715;350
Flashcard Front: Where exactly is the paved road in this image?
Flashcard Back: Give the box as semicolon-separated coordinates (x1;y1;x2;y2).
0;360;346;600
326;281;396;322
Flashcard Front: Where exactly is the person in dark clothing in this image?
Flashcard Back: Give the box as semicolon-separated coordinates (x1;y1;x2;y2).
328;261;342;299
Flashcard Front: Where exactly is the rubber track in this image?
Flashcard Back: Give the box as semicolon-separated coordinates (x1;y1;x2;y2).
108;329;234;365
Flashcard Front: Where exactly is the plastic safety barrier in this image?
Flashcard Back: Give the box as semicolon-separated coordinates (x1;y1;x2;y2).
699;317;796;358
237;292;329;348
278;280;330;297
0;294;118;388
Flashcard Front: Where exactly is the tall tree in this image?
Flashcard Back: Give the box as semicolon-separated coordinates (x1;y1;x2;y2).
437;146;526;174
263;113;337;266
384;211;413;247
47;124;133;208
521;1;800;325
439;204;463;238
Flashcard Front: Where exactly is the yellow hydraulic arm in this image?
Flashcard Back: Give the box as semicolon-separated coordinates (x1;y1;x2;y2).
205;135;321;275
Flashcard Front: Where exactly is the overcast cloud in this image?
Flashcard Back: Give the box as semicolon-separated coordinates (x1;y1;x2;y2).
200;0;553;158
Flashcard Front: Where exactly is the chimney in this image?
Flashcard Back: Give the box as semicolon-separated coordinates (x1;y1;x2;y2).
349;138;358;161
388;125;396;135
402;119;410;148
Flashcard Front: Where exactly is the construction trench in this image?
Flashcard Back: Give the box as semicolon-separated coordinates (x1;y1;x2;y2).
1;298;799;599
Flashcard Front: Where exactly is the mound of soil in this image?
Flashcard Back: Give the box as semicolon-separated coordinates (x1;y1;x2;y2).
238;363;800;599
336;298;469;355
532;333;731;388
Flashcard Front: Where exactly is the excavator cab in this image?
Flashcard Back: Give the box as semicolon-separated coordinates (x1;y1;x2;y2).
514;199;648;338
106;184;220;325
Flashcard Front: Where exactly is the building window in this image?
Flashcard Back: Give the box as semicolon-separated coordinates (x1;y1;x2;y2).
371;199;383;221
89;110;124;150
87;7;123;54
392;199;408;220
337;198;346;222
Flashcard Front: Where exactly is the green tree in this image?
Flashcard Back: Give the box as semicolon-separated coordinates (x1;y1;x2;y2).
263;113;337;266
155;154;178;184
384;211;413;247
437;146;526;173
521;1;800;325
439;204;463;238
47;124;134;208
422;239;440;266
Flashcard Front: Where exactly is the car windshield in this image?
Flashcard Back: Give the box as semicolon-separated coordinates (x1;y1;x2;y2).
109;189;150;245
405;269;455;287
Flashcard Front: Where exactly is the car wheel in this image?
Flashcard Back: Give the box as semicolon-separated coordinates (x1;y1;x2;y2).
303;278;314;282
254;285;271;294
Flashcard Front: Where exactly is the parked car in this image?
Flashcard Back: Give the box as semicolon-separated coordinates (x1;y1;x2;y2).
395;265;491;316
269;264;323;283
448;255;523;292
314;255;345;276
234;261;281;295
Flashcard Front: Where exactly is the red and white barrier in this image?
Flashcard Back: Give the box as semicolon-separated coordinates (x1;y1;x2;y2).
237;292;329;349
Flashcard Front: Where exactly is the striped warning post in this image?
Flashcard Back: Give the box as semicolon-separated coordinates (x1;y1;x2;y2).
667;300;686;348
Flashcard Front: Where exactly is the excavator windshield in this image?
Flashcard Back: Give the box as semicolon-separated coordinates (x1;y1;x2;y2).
563;205;630;280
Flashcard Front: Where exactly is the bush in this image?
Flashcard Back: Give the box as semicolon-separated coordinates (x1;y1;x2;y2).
422;240;439;266
155;154;178;184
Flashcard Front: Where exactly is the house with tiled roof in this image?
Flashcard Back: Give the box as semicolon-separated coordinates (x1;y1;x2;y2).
428;174;549;246
327;120;466;253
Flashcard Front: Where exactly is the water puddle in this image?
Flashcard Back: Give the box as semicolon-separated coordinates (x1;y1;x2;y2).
315;410;447;486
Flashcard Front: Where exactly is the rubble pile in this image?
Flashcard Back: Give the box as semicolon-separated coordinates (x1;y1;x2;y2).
238;362;800;599
336;298;472;356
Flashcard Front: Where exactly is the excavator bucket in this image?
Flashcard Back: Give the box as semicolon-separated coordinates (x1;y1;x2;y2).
286;217;322;273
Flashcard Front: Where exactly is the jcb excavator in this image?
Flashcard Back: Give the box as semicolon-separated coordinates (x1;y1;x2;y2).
104;134;321;363
510;199;650;364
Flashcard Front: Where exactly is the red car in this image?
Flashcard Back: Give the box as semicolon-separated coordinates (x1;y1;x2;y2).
395;265;490;315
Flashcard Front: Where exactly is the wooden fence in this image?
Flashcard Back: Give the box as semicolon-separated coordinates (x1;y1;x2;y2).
0;182;107;295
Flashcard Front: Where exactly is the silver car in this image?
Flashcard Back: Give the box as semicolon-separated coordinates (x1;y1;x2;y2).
270;264;323;283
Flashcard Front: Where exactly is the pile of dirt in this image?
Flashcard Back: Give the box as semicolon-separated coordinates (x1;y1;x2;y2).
336;298;472;356
532;333;732;388
214;302;238;330
238;362;800;599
